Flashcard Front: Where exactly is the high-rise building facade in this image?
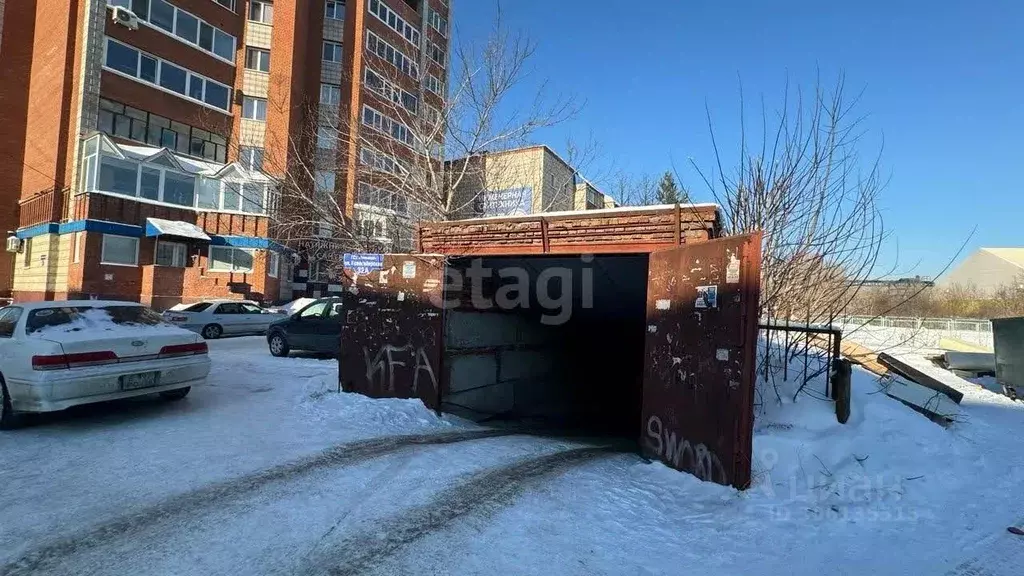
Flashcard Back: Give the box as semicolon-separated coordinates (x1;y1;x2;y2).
0;0;450;306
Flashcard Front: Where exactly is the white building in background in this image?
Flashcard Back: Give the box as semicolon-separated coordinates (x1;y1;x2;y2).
940;248;1024;294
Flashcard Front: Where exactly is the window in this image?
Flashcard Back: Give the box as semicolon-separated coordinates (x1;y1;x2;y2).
215;302;243;314
248;0;273;23
99;156;140;196
365;31;417;79
22;237;32;268
175;10;199;43
322;41;343;63
245;47;271;72
359;147;404;175
325;0;345;19
428;8;448;37
208;246;254;272
242;97;268;121
97;98;227;162
241;303;264;314
268;251;279;278
361;105;413;147
116;0;236;63
315;170;336;194
320;83;341;107
317;126;337;149
299;301;327;319
428;41;445;67
101;235;139;266
139;166;162;200
357;182;407;214
241;183;264;213
155;241;187;267
239;146;265;171
181;302;212;312
103;39;233;111
426;73;443;95
163;172;196;206
367;0;419;46
363;68;417;114
210;0;234;10
0;307;22;339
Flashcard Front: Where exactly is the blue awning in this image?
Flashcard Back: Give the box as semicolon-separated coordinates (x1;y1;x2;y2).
144;218;211;241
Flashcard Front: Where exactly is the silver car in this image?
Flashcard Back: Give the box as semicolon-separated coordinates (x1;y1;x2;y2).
162;300;283;339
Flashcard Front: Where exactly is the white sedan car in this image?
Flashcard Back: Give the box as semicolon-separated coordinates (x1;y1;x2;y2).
162;299;283;339
0;301;211;429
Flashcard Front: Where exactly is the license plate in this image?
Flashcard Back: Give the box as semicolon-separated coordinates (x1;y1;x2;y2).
120;372;160;391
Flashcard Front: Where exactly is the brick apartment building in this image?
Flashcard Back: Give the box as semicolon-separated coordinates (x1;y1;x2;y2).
0;0;451;307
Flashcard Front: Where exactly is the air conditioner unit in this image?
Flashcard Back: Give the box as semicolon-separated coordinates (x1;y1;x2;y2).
111;6;139;30
5;236;22;253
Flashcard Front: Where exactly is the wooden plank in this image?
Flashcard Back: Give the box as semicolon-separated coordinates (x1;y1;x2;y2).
878;352;965;404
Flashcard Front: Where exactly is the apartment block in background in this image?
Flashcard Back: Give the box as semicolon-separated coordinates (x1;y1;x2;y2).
0;0;451;306
449;145;614;219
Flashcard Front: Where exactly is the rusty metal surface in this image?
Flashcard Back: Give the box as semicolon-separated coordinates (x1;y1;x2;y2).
640;232;762;489
417;205;720;256
339;255;447;411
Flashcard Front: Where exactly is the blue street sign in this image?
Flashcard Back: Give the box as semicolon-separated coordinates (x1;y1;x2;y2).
343;253;385;275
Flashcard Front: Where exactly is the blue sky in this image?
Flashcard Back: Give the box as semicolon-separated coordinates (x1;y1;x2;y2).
453;1;1024;278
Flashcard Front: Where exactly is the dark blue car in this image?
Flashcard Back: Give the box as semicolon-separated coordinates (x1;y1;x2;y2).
266;297;343;357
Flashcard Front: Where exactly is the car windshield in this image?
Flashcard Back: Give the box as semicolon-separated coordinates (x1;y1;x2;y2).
26;306;166;334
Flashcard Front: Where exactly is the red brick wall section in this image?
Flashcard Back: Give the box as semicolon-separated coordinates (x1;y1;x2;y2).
71;232;278;310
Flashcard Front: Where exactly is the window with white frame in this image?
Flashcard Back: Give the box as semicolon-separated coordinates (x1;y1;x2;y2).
428;8;448;37
81;135;272;215
101;234;140;266
239;146;264;171
208;246;254;272
426;73;443;95
359;147;404;175
155;241;187;267
242;97;268;121
104;38;232;111
245;47;270;72
248;0;273;23
357;182;407;214
106;0;237;62
322;41;343;63
268;251;280;277
320;83;341;107
325;0;345;19
365;31;418;79
367;0;419;46
428;41;445;67
210;0;234;11
361;105;413;147
363;68;417;114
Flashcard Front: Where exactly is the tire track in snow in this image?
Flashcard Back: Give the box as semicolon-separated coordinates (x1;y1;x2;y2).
304;445;624;576
0;429;512;576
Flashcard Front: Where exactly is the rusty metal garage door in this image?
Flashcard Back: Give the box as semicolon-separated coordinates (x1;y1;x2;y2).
339;255;447;411
641;233;762;489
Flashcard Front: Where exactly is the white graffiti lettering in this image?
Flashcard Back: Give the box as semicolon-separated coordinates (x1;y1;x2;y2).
646;415;727;484
363;344;438;395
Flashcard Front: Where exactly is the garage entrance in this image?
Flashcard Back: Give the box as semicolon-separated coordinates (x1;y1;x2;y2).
440;254;649;438
338;208;761;489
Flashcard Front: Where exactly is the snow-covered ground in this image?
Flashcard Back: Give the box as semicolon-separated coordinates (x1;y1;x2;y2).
1;335;1022;575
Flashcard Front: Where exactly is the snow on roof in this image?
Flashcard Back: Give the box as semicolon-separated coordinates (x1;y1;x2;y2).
982;248;1024;270
145;218;212;241
446;203;720;223
111;140;270;182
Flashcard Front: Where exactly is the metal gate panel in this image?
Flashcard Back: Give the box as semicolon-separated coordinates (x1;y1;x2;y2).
339;255;447;411
640;233;762;489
